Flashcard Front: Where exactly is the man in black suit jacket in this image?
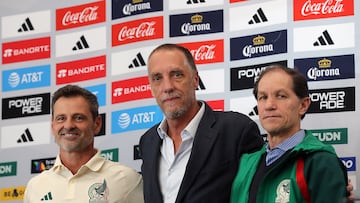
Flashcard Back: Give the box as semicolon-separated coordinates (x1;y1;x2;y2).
140;43;264;203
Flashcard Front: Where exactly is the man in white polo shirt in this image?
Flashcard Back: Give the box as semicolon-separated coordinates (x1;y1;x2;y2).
24;85;143;203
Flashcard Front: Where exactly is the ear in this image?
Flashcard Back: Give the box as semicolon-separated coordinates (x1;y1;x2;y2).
299;97;311;116
94;115;102;135
51;119;56;137
193;71;199;89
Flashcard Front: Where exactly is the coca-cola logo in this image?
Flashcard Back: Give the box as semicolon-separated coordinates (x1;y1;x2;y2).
301;0;344;16
118;22;155;41
62;6;99;26
190;45;216;61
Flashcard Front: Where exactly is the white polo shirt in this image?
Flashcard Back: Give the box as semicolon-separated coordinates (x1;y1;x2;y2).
24;149;144;203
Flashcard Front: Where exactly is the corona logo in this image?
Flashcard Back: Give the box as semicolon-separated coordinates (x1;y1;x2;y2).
132;0;143;3
191;14;203;24
318;58;332;68
253;35;265;45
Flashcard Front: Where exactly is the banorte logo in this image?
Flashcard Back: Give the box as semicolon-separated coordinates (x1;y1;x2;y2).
179;39;224;65
56;55;106;84
112;16;163;46
294;0;354;21
2;37;50;64
112;76;153;104
56;0;105;30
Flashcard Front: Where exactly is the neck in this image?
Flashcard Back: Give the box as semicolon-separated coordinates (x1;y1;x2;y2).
267;128;301;149
59;147;96;174
166;101;200;153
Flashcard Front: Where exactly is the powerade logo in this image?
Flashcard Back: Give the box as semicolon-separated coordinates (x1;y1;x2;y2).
2;64;50;92
101;148;119;162
0;162;17;177
2;93;50;119
31;157;56;174
309;128;348;144
308;87;355;113
112;105;163;134
85;84;106;107
230;30;287;61
340;157;356;171
294;54;355;81
169;10;223;37
112;0;163;20
230;60;287;91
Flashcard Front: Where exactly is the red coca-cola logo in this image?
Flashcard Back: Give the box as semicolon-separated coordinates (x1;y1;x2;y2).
62;6;99;26
301;0;344;16
294;0;353;21
56;1;105;30
191;45;216;61
112;16;163;46
179;39;224;65
118;22;156;41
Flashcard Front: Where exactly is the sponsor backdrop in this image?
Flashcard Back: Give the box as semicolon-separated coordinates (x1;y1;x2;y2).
0;0;359;201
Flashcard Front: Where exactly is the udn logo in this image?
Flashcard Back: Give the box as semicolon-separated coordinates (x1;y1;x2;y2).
101;148;119;162
0;162;17;177
310;128;347;144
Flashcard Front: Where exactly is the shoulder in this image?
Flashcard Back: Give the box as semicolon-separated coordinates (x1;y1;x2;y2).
214;110;252;121
26;170;52;188
103;160;141;179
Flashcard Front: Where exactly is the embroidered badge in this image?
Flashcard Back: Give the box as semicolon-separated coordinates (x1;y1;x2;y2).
275;179;290;203
88;179;109;203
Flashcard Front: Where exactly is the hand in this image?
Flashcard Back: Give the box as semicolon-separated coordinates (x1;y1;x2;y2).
347;179;355;201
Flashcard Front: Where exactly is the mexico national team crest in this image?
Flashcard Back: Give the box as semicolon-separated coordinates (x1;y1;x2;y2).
88;179;109;203
275;179;290;203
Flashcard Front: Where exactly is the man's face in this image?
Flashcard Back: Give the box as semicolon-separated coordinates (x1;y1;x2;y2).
256;69;310;137
51;96;101;152
148;49;199;119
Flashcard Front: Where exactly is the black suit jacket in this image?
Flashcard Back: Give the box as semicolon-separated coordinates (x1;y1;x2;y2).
139;102;264;203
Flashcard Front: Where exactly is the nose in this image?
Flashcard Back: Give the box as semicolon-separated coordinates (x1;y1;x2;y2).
63;118;76;129
162;77;175;93
264;96;276;110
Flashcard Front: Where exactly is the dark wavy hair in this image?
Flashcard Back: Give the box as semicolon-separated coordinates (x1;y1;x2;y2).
52;84;99;120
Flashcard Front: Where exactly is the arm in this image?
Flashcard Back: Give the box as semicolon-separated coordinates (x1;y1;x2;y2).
305;152;348;203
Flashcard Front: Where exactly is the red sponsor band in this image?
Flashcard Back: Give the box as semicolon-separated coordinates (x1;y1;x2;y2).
56;55;106;84
206;100;224;111
112;16;163;46
229;0;247;3
112;76;153;104
56;1;106;30
179;39;224;65
294;0;354;21
2;37;51;64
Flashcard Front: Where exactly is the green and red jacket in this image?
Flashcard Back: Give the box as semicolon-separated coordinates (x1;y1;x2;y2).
230;130;347;203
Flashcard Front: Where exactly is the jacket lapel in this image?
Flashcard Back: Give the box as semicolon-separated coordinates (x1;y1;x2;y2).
175;103;219;202
148;127;164;202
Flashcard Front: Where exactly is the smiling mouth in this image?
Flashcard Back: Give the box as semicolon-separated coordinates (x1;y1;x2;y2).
61;133;78;137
